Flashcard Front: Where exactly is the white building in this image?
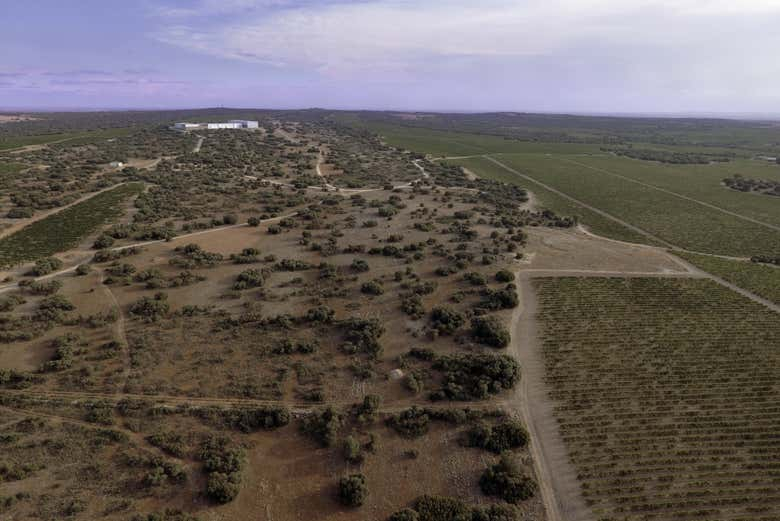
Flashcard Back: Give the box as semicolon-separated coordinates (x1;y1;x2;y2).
109;161;124;169
229;119;259;129
173;122;202;130
173;120;259;130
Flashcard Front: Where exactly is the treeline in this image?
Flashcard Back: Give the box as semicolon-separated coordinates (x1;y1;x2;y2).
603;146;734;164
723;175;780;196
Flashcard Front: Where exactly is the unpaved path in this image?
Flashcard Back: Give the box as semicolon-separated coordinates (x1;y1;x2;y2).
100;269;130;392
560;157;780;233
508;273;593;521
192;134;204;153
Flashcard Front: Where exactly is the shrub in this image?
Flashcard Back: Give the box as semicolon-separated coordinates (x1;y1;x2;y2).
481;287;518;310
495;270;515;283
401;295;425;319
247;216;261;227
93;234;115;249
342;317;385;357
129;293;170;322
386;406;430;438
28;257;63;276
479;453;536;504
351;258;370;272
75;264;92;276
206;472;240;504
233;268;265;290
342;436;363;464
306;305;335;323
431;353;520;401
471;315;510;348
338;474;368;507
300;407;342;447
389;508;420;521
467;420;529;453
361;280;384;296
430;307;464;335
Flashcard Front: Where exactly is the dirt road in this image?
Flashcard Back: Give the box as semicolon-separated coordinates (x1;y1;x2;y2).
508;273;593;521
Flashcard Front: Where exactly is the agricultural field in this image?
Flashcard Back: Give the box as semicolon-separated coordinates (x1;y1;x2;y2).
534;277;780;521
361;118;780;257
675;251;780;305
0;183;143;268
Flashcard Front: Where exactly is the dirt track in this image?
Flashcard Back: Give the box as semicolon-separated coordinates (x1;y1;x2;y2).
508;273;593;521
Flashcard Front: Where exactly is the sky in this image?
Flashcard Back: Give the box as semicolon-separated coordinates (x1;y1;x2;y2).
2;0;780;114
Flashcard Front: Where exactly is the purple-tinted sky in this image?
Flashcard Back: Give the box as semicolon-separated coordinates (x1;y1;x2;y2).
3;0;780;113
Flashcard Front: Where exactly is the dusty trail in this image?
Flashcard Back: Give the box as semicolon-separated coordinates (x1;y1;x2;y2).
100;269;130;392
508;273;593;521
483;156;676;248
192;134;204;153
560;157;780;233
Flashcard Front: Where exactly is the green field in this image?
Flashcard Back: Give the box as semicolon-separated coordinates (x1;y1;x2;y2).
0;128;133;151
675;251;780;305
534;276;780;520
0;183;144;267
366;122;780;257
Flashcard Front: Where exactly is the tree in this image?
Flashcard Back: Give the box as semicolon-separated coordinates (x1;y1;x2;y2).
471;315;510;348
338;474;368;507
479;453;536;504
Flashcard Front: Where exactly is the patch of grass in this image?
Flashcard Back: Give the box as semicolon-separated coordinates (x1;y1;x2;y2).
0;183;143;267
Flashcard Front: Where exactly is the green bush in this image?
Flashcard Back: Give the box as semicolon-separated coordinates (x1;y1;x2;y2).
467;420;529;453
129;292;170;322
479;453;536;504
338;474;368;507
471;315;510;348
361;280;384;295
431;353;520;401
206;472;240;504
430;307;464;335
388;508;420;521
29;257;63;276
386;406;429;438
300;407;342;447
494;270;515;283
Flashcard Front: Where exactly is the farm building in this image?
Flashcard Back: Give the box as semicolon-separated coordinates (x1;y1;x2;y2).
173;120;259;130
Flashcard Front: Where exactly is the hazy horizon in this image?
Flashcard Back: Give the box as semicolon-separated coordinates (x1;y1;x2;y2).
3;1;780;114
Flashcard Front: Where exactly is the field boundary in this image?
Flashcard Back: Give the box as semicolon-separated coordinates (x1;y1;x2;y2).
558;156;780;233
482;155;677;248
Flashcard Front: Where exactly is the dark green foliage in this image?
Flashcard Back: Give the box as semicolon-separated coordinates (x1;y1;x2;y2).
431;353;520;400
479;453;536;504
300;407;343;447
471;315;510;348
386;406;430;438
401;295;425;319
233;268;265;290
430;306;465;335
351;258;370;272
481;286;519;310
389;508;421;521
206;472;240;504
170;243;223;269
341;317;385;357
75;263;92;276
305;305;335;323
342;436;363;464
28;257;63;276
338;473;368;507
361;280;384;295
130;509;199;521
467;420;529;453
93;234;115;249
129;292;170;322
494;270;515;283
200;436;245;503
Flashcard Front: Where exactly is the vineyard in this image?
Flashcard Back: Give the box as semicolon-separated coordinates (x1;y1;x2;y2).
0;183;143;267
534;277;780;521
676;251;780;305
